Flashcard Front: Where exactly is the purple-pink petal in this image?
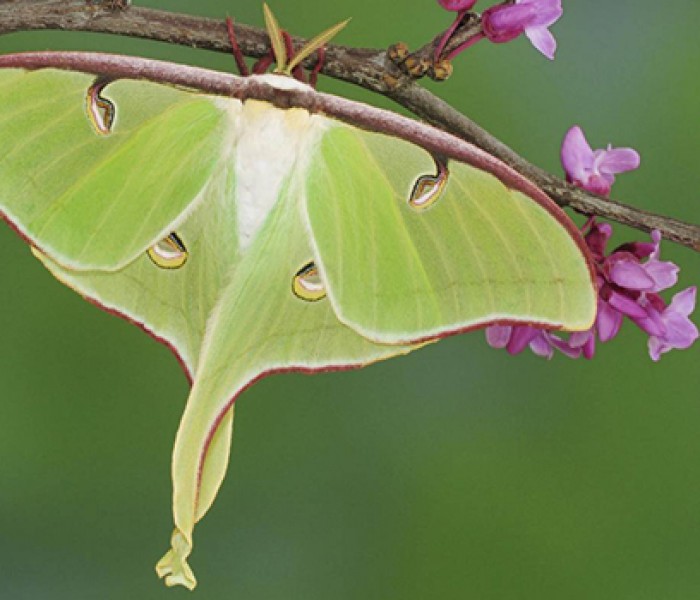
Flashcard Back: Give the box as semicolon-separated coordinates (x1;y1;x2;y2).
597;147;641;175
644;259;679;292
616;240;655;260
608;291;648;319
520;0;563;28
568;331;590;348
581;334;596;359
566;330;595;359
647;337;664;361
584;220;612;261
647;287;698;360
591;152;617;188
529;332;554;359
650;230;662;257
640;230;679;292
668;286;697;319
586;175;613;197
482;4;533;43
506;326;539;355
631;303;666;338
609;259;655;290
596;300;624;342
525;26;557;60
561;126;594;184
663;312;698;348
486;325;512;349
548;333;584;359
438;0;476;12
438;0;477;11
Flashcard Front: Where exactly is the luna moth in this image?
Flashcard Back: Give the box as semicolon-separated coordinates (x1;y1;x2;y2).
0;50;596;589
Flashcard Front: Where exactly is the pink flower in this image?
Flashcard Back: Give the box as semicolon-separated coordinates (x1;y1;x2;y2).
561;126;640;196
647;287;699;361
481;0;563;60
437;0;477;11
582;221;684;351
576;222;696;360
568;328;596;359
606;230;678;294
485;325;581;359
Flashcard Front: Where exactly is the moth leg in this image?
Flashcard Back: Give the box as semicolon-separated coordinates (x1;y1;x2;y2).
225;17;250;77
282;31;306;83
309;45;326;88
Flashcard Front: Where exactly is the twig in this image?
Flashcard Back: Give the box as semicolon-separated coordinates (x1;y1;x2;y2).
0;1;698;251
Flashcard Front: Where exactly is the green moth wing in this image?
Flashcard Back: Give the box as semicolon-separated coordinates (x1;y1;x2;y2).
304;125;596;345
0;69;228;270
0;63;596;590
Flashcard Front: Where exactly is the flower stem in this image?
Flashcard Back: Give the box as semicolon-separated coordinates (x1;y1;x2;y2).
434;10;469;62
445;31;486;61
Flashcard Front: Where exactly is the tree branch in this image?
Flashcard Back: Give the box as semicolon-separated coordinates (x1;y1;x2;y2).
1;0;698;252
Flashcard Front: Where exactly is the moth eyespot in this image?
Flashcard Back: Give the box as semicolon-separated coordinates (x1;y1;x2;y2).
86;78;115;135
147;233;188;269
409;158;449;210
292;261;326;302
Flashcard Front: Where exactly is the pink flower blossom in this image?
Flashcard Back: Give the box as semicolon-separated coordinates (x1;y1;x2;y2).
606;231;678;293
481;0;563;60
561;126;640;196
485;324;581;359
437;0;477;11
578;220;690;358
647;287;699;361
568;328;596;359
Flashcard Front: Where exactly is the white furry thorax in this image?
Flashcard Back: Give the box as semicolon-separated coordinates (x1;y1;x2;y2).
212;75;330;252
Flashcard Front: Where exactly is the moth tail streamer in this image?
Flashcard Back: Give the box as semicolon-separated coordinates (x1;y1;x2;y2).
156;529;197;590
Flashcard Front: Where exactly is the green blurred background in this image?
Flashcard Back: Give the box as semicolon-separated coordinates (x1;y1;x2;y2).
1;1;699;598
